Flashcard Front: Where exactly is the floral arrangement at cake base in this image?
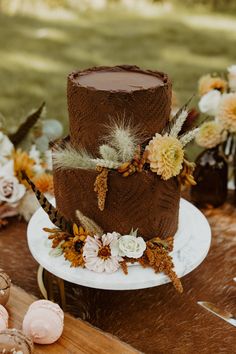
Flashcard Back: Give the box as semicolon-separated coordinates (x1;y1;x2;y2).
192;65;236;207
0;103;63;228
44;223;183;293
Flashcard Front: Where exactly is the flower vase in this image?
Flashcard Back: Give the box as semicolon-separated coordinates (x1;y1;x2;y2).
191;146;228;208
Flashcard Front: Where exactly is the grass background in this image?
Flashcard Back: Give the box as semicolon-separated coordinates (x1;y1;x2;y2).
0;1;236;153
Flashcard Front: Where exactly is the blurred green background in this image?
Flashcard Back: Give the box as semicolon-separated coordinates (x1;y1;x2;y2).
0;0;236;139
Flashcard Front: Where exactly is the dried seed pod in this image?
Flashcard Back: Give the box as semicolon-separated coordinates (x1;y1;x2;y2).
117;162;130;173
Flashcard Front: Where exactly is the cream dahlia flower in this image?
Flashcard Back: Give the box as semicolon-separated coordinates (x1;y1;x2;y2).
216;93;236;132
195;121;225;149
146;134;184;180
198;74;227;96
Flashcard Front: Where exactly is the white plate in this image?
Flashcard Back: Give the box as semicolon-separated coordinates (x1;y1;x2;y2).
27;198;211;291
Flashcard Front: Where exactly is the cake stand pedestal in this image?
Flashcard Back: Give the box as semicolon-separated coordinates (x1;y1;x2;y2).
27;199;211;309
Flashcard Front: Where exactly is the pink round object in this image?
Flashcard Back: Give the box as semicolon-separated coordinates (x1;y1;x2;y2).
22;300;64;344
0;304;9;331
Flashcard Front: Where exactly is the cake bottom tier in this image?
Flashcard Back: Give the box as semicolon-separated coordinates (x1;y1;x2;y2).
53;164;181;240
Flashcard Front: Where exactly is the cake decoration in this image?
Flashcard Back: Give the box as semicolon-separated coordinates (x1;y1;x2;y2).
22;300;64;345
22;172;70;232
24;65;205;293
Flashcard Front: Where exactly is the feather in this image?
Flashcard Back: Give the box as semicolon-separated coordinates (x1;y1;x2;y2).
162;95;194;136
76;210;103;236
22;172;71;232
8;102;45;146
53;143;96;170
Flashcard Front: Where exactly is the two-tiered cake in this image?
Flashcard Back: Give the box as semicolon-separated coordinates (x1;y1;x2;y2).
53;65;181;240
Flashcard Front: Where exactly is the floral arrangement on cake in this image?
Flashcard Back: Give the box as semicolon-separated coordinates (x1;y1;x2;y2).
22;100;203;293
196;65;236;151
0;103;63;228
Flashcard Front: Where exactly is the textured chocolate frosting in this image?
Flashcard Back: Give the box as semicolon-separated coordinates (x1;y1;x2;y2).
53;139;180;240
53;65;180;240
68;65;172;155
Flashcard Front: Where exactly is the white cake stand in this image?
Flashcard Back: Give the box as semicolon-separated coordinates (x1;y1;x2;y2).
27;198;211;291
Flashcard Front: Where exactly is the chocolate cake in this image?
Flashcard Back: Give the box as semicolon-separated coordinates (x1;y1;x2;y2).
53;65;181;240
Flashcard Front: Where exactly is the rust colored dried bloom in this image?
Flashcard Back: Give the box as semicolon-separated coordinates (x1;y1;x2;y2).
94;166;109;211
139;237;183;293
120;260;128;275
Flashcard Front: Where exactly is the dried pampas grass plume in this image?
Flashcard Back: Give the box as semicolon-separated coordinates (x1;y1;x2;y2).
76;210;103;236
99;144;119;162
53;143;96;170
104;119;142;162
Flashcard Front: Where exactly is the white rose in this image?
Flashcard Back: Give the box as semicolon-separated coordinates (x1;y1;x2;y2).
117;235;146;259
228;65;236;92
198;90;222;116
0;176;26;204
0;132;14;166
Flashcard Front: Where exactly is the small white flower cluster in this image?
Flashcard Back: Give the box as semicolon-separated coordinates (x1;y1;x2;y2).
82;231;146;273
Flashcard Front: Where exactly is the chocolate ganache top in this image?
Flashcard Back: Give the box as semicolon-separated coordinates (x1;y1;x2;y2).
76;70;164;92
67;65;172;155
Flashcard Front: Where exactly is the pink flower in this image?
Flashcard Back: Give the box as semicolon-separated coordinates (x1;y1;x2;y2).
83;232;122;273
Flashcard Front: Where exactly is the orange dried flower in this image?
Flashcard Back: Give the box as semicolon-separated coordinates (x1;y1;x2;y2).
13;149;35;184
33;173;54;194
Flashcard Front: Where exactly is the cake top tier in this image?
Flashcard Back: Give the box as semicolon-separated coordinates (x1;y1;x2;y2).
67;65;172;155
75;70;164;92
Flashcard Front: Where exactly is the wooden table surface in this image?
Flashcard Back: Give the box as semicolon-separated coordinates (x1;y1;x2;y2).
6;285;139;354
0;193;236;354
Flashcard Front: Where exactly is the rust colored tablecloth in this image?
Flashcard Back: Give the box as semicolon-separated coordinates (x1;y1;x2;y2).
0;195;235;354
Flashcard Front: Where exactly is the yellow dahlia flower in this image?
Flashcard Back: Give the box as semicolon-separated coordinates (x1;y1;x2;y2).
216;93;236;132
195;121;225;149
146;134;184;180
198;74;227;96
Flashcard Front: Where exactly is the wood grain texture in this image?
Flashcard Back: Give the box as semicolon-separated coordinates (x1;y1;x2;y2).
0;193;235;353
6;286;139;354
